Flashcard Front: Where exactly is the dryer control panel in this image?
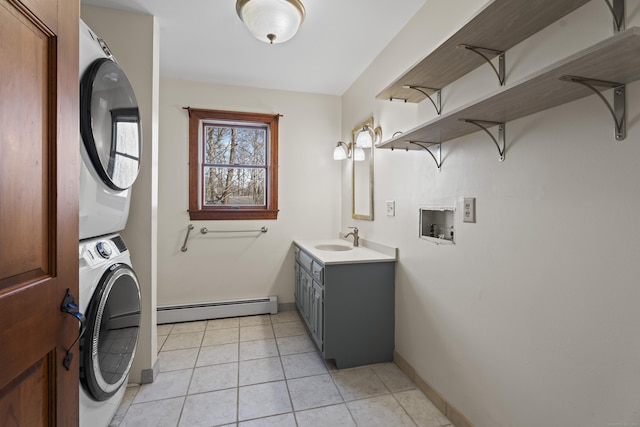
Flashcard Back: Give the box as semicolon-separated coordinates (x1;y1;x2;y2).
95;241;112;259
79;235;127;269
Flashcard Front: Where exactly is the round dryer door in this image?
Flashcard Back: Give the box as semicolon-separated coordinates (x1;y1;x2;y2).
80;263;141;401
80;58;142;191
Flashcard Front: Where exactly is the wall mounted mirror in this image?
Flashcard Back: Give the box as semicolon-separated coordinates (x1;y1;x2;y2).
352;117;376;220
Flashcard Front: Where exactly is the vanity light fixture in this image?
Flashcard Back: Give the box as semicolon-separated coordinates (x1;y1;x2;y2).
333;141;365;161
236;0;306;44
355;124;382;148
333;141;351;160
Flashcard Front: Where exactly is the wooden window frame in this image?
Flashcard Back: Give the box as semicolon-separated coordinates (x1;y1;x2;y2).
188;108;279;220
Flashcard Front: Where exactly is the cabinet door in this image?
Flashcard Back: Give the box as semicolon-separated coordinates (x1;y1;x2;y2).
301;270;312;323
309;285;318;345
309;285;317;336
311;281;324;349
294;263;301;310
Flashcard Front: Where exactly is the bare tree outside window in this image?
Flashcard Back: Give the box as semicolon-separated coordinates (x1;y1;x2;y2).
188;109;279;220
203;125;266;206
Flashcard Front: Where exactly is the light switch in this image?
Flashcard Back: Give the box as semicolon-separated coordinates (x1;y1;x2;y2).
386;200;395;216
463;198;476;223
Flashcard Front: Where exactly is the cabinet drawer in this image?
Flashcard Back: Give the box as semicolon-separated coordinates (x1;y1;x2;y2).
311;261;324;285
298;249;314;272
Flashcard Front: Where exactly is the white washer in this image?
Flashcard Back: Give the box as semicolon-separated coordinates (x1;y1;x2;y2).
79;234;141;427
79;20;142;240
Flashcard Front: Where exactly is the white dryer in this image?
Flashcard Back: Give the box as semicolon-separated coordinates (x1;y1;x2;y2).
79;20;142;240
79;233;141;427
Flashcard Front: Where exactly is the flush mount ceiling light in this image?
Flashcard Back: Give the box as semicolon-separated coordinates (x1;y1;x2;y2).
236;0;306;44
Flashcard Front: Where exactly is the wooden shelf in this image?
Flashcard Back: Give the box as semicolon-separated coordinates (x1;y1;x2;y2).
376;0;591;103
377;27;640;151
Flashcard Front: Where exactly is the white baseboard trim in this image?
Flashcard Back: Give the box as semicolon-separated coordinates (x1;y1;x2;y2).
157;296;278;324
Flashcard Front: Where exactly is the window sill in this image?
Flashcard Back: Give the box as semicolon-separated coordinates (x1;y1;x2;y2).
188;209;279;221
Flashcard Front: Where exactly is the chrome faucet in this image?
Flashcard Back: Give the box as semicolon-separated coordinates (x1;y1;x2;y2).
345;227;359;247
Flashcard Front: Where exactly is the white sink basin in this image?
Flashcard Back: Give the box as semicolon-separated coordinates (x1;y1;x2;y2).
314;244;353;252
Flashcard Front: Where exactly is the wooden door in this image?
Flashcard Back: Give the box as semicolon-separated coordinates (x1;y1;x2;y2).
0;0;79;425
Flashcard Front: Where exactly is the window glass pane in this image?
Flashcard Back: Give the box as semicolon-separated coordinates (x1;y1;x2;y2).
204;125;266;166
188;109;278;220
114;121;140;157
203;166;266;206
110;155;139;189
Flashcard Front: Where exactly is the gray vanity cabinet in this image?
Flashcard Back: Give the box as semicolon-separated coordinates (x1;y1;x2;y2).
295;250;323;349
294;245;395;369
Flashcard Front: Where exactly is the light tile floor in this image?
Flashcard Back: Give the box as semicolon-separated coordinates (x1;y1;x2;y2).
109;311;452;427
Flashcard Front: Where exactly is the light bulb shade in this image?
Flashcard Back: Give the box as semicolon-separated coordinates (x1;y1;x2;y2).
355;127;373;148
353;147;365;161
237;0;305;44
333;143;347;160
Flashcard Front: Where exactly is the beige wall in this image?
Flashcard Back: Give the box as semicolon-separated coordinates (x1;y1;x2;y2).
157;79;342;306
341;1;640;426
81;6;159;384
80;2;640;425
80;4;342;383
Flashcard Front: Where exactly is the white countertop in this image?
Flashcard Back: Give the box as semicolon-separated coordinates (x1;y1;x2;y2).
294;238;397;265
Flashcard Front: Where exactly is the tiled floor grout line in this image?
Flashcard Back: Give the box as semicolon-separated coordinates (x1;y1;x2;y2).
368;366;420;427
177;336;204;427
112;315;449;427
332;368;357;427
273;318;302;427
235;327;241;426
389;390;419;427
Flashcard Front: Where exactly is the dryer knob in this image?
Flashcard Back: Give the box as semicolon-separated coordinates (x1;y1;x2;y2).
95;241;112;259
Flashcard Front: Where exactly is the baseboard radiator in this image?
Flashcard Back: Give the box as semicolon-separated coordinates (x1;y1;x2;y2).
157;296;278;324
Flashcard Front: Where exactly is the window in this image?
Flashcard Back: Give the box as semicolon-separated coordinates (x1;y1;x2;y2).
188;108;279;220
110;108;141;189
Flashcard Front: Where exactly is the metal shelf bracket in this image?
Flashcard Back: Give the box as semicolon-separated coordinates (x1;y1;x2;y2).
604;0;625;32
457;44;506;86
462;119;506;161
560;75;626;140
408;141;443;171
402;85;442;114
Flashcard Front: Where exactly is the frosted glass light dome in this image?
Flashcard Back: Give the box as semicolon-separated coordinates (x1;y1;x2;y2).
236;0;306;44
333;143;348;160
355;128;373;148
353;147;365;162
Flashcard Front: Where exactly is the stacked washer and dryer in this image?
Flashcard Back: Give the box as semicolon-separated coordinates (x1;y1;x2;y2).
78;20;143;427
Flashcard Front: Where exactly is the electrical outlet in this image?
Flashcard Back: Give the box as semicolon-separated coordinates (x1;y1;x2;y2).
386;200;395;216
463;198;476;223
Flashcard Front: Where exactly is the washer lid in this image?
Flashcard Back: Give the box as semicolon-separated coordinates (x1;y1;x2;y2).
80;58;142;191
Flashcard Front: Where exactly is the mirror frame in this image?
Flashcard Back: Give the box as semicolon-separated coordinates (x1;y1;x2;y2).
352;117;375;220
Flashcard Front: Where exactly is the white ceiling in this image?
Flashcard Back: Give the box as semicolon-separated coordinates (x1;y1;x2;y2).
80;0;427;95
